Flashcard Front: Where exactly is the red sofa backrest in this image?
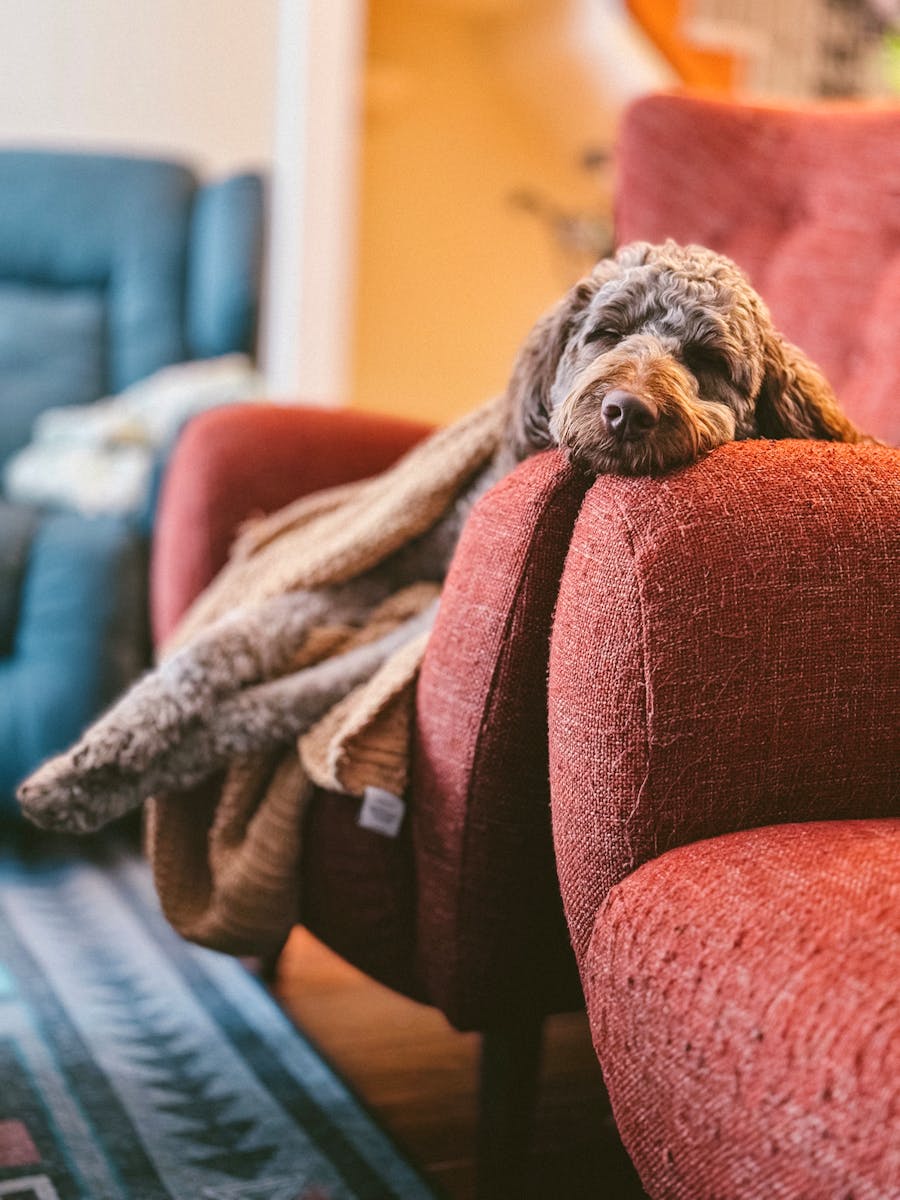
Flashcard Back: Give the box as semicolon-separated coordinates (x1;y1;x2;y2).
616;93;900;446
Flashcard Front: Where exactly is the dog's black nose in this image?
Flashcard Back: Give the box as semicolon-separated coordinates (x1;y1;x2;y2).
601;390;659;439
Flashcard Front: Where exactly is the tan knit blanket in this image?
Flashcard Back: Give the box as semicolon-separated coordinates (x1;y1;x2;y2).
18;397;506;954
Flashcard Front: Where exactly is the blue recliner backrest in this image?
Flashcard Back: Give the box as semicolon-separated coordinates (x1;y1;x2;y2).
0;151;263;468
186;172;264;362
0;151;263;808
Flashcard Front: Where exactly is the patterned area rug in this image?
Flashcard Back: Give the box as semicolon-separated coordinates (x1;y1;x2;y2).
0;839;437;1200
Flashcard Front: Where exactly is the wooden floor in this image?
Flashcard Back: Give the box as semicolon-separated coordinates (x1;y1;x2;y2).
275;928;647;1199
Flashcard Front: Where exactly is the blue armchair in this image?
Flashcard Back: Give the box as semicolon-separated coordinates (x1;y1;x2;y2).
0;151;263;807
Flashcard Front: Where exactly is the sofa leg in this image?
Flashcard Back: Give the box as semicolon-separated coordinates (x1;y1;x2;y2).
476;1014;543;1199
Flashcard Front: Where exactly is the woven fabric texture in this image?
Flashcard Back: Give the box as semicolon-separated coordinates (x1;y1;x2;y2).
410;450;590;1028
616;93;900;446
301;623;434;799
549;439;900;965
585;819;900;1200
151;414;593;1019
150;403;431;985
146;585;439;955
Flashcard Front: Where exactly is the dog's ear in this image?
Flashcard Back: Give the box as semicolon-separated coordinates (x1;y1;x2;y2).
503;292;583;460
756;331;866;443
503;260;619;462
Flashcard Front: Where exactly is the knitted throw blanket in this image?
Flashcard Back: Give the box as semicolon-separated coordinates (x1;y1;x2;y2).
18;397;506;953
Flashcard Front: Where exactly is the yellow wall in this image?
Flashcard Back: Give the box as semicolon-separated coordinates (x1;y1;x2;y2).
351;0;604;424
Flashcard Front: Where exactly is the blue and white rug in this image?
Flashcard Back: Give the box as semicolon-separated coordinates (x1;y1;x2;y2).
0;841;437;1200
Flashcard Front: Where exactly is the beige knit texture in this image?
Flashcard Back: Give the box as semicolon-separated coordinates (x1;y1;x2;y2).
146;399;505;954
165;396;505;654
148;586;439;954
300;626;433;799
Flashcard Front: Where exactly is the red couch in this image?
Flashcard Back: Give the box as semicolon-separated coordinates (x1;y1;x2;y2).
550;439;899;1199
547;94;900;1198
152;93;899;1196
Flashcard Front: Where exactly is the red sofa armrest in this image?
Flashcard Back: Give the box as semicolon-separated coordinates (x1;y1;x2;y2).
410;451;591;1028
150;403;432;645
548;439;900;965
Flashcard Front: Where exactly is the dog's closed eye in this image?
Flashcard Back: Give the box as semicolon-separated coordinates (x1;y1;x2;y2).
681;344;725;374
583;325;619;346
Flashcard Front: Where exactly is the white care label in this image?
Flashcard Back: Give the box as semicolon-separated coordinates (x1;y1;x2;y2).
358;787;406;838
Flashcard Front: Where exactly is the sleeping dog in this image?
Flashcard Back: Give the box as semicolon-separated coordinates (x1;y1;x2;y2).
501;239;867;478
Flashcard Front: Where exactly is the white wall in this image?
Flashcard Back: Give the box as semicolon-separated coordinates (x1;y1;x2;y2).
0;0;369;398
0;0;279;176
263;0;367;401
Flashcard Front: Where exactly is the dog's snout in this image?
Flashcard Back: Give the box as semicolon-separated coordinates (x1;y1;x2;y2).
601;390;659;439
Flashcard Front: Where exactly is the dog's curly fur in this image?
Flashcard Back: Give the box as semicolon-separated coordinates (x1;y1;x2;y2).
503;240;868;476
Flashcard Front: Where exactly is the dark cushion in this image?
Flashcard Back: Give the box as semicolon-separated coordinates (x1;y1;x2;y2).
585;819;900;1200
301;787;420;1000
187;173;264;360
549;439;900;965
0;512;146;802
0;284;106;467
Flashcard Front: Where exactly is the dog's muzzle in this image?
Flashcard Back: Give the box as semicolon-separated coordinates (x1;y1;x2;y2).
600;389;660;441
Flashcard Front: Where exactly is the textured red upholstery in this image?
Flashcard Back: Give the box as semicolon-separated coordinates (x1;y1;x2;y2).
411;451;590;1027
549;439;900;964
148;95;900;1093
585;820;900;1200
151;403;432;644
616;93;900;445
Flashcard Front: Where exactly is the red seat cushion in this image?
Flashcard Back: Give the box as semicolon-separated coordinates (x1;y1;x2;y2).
616;93;900;445
585;819;900;1200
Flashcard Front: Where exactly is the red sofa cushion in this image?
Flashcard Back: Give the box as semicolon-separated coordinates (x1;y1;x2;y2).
616;93;900;445
585;819;900;1200
549;439;900;964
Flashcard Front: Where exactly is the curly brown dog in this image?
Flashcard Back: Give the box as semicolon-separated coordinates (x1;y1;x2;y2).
503;239;869;477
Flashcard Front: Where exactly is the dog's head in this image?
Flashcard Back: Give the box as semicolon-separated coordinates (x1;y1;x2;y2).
504;240;864;475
